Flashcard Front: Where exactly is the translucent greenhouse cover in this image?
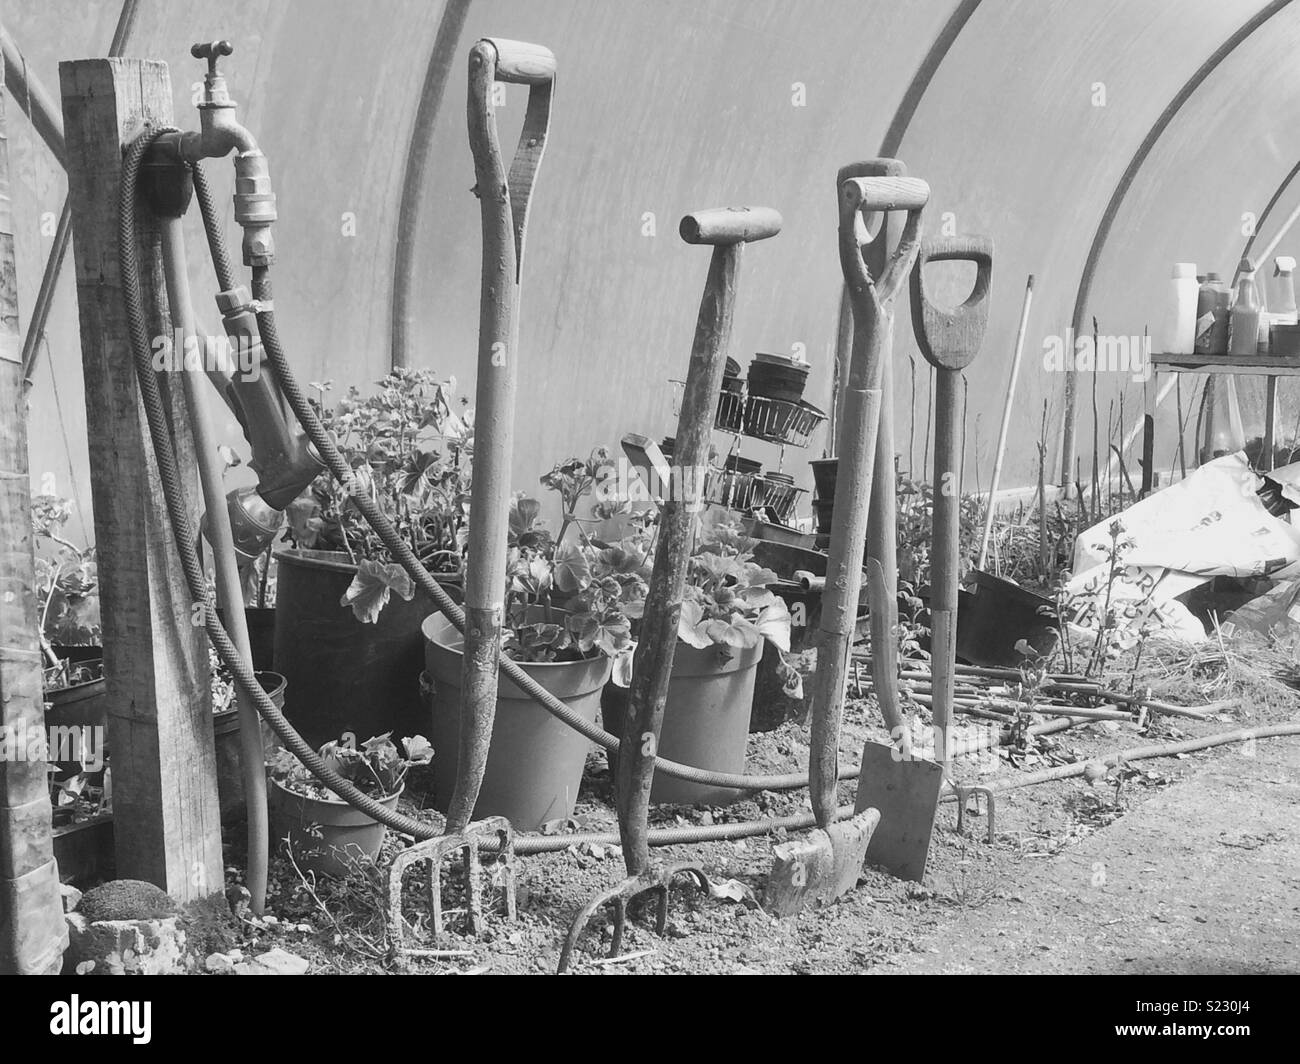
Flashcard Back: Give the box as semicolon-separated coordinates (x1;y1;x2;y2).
7;0;1300;545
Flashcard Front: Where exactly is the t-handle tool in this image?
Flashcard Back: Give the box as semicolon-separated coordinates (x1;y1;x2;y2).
766;174;926;915
910;235;993;770
444;38;554;905
558;205;781;972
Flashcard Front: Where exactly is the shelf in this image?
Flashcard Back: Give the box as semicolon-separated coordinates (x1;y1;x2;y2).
1152;353;1300;376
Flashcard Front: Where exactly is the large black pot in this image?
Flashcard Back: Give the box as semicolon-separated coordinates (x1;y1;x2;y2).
273;549;459;749
746;354;809;404
215;607;276;671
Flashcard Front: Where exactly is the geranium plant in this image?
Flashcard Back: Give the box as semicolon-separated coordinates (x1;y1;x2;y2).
267;732;433;802
284;369;472;623
31;495;102;689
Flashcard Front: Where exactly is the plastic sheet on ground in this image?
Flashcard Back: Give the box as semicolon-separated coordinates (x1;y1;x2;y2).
1065;453;1300;645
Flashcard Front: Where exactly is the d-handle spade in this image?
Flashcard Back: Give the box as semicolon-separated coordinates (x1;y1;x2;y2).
910;235;993;771
766;172;926;916
449;38;554;840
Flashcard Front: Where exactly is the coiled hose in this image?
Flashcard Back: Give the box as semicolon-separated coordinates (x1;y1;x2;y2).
121;127;1088;855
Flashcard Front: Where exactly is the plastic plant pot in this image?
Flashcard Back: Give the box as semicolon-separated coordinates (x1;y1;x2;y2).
601;638;764;807
273;548;459;749
421;611;610;831
268;777;403;878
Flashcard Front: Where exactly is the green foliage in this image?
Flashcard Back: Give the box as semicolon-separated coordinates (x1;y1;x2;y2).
285;370;471;622
269;732;433;801
31;494;101;652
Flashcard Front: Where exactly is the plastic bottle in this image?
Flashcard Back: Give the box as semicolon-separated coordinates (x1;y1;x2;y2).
1160;262;1198;354
1229;261;1263;356
1194;273;1231;354
1266;255;1297;327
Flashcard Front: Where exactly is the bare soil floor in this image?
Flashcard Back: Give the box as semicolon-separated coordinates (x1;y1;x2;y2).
213;659;1300;976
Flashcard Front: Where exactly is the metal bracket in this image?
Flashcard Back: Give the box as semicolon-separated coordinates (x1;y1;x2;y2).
951;783;996;843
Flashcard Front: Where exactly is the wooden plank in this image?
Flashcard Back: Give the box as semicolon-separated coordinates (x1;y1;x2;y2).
0;46;68;976
59;58;221;901
1153;353;1300;376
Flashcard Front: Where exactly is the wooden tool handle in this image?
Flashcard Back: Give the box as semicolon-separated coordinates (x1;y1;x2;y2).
679;206;782;246
480;38;556;84
911;234;994;371
840;175;930;213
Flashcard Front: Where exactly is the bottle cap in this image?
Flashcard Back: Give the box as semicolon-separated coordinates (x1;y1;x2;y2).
1276;255;1296;274
1238;256;1256;277
1172;262;1196;278
1205;272;1222;282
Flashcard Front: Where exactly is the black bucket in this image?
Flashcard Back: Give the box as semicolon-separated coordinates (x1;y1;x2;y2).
955;570;1059;667
273;549;459;748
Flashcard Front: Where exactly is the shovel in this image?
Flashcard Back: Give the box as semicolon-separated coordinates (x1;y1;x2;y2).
828;161;946;883
909;235;994;773
766;170;927;915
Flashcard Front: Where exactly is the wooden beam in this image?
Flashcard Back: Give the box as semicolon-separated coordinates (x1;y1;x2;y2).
59;58;221;901
0;46;67;976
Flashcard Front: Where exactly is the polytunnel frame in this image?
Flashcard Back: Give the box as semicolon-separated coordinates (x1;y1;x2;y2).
1059;0;1295;487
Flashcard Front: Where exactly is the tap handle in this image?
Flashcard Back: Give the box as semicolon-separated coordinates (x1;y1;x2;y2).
191;40;233;77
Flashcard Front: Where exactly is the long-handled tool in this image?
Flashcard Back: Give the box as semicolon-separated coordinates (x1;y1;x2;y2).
446;37;554;836
823;161;946;884
558;205;782;971
910;236;993;772
766;173;927;915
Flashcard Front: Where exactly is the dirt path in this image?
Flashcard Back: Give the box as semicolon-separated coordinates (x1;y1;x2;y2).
879;735;1300;975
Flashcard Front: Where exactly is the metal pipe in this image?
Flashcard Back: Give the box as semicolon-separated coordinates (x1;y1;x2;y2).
391;0;472;369
160;212;268;914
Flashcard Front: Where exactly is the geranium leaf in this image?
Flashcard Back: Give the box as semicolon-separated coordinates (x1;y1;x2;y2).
340;560;415;624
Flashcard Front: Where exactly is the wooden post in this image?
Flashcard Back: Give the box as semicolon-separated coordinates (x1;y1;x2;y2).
60;58;221;901
0;48;67;976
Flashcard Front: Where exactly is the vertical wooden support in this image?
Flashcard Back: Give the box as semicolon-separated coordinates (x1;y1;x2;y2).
0;48;68;976
60;58;221;901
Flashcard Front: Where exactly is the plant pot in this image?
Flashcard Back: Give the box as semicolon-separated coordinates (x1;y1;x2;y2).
214;671;286;825
422;612;610;831
810;458;838;501
268;777;402;877
52;813;114;887
600;639;764;807
813;498;835;533
955;570;1060;667
273;548;459;749
746;354;809;405
216;607;276;671
44;647;108;780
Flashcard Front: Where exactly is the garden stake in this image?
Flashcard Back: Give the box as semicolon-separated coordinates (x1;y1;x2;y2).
448;38;554;841
909;234;994;773
766;173;926;915
558;205;782;971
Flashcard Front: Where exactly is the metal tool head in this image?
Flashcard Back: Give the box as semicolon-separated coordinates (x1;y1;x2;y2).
679;206;783;246
910;234;994;371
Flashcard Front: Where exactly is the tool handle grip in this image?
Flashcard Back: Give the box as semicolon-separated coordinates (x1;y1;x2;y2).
841;175;930;212
482;38;556;84
679;206;782;246
916;233;993;270
911;234;994;370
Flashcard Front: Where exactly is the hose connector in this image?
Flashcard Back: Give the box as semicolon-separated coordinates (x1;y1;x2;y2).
234;151;277;267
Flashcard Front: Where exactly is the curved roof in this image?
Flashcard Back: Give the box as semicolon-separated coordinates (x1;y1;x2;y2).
7;0;1299;541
